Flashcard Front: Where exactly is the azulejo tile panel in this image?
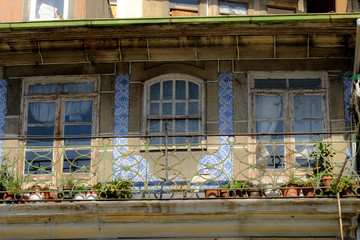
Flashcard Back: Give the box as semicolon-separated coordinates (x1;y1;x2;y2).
0;79;7;157
343;71;352;122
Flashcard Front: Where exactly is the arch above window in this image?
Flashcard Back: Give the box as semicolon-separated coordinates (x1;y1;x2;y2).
143;74;204;145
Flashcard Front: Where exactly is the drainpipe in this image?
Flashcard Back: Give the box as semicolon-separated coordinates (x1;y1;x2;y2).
206;0;209;16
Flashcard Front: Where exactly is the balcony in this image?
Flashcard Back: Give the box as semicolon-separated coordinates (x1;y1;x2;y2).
0;132;359;202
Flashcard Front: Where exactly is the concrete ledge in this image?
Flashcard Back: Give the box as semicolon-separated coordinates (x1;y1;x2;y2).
0;198;359;239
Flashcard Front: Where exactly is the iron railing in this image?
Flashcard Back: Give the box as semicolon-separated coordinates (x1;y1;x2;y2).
0;132;359;201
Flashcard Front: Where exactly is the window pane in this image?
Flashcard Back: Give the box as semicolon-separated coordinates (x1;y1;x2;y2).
63;83;94;93
255;120;284;142
35;0;64;20
176;81;186;99
163;81;173;100
175;137;186;144
162;103;172;115
255;96;283;119
149;120;160;133
295;145;315;168
188;102;199;115
188;119;199;132
175;119;186;132
294;119;323;133
29;84;60;95
150;82;160;100
28;102;56;124
176;102;185;115
63;149;91;173
27;126;54;146
162;120;173;133
25;151;53;174
65;100;93;123
254;79;286;89
188;82;199;99
289;78;321;89
170;0;198;9
258;145;284;169
294;95;322;118
220;2;247;15
150;103;159;116
64;125;92;146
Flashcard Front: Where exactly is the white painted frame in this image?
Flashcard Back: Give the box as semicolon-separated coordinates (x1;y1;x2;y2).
29;0;69;21
143;73;205;143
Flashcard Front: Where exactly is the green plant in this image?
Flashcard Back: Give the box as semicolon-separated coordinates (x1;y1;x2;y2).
65;179;75;185
305;177;317;186
309;142;335;177
102;179;132;199
221;181;250;190
330;176;354;194
285;174;303;186
73;185;85;194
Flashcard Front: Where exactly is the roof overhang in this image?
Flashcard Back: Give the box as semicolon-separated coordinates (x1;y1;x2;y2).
0;13;359;65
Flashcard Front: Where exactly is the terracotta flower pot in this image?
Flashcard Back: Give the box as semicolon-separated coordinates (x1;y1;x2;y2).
281;184;300;197
302;184;316;197
320;176;333;192
249;188;263;198
204;189;220;198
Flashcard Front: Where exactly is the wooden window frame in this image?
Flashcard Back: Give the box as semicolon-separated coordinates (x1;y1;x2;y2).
20;75;100;185
219;0;248;15
143;73;205;146
248;72;329;171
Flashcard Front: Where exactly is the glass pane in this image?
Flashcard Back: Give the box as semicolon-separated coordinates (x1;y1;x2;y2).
27;126;54;146
65;100;93;123
63;149;91;173
188;82;199;99
188;102;199;115
294;95;322;118
254;79;286;89
255;96;283;119
188;119;199;132
64;125;92;146
150;82;160;100
294;119;323;133
150;137;160;145
170;0;198;9
162;103;172;115
295;145;315;168
255;120;284;142
163;81;173;100
25;151;53;174
220;2;247;15
35;0;64;20
29;84;60;95
256;145;284;169
162;120;173;133
175;137;186;144
176;102;185;115
175;119;186;132
149;103;159;116
176;81;186;100
289;79;321;89
63;83;94;93
149;120;160;133
28;102;56;124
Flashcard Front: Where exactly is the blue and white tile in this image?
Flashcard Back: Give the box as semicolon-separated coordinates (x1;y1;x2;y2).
0;79;7;160
343;71;352;122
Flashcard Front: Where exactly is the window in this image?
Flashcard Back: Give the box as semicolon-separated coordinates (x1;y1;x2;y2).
170;0;199;16
219;1;247;15
144;74;204;145
306;0;335;13
250;72;327;169
30;0;69;21
22;76;98;175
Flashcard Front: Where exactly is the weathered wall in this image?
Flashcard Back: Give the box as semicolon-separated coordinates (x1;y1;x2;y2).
0;199;358;239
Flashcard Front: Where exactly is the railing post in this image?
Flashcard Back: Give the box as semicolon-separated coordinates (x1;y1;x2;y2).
165;119;168;181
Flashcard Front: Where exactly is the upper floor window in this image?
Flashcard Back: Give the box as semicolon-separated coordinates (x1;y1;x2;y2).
30;0;69;21
144;74;204;145
267;5;296;14
219;1;247;15
170;0;199;16
249;72;328;169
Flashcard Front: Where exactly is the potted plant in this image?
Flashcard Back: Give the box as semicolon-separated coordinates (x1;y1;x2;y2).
220;181;250;198
309;142;335;192
330;176;354;196
73;185;85;199
100;179;132;199
302;177;317;197
281;174;303;197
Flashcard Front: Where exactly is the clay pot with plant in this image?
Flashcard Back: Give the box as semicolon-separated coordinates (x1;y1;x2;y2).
309;142;335;193
99;179;132;199
330;176;355;196
302;177;317;197
220;181;250;198
281;174;303;197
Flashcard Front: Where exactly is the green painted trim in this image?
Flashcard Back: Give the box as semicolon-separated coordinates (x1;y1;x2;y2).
1;13;360;31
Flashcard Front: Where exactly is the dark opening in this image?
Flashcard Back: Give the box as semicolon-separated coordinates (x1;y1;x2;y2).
307;0;335;13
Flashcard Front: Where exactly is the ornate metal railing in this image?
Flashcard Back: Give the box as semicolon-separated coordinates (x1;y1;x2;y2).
0;132;359;201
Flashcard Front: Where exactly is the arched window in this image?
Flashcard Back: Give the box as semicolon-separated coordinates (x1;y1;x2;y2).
144;74;204;145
